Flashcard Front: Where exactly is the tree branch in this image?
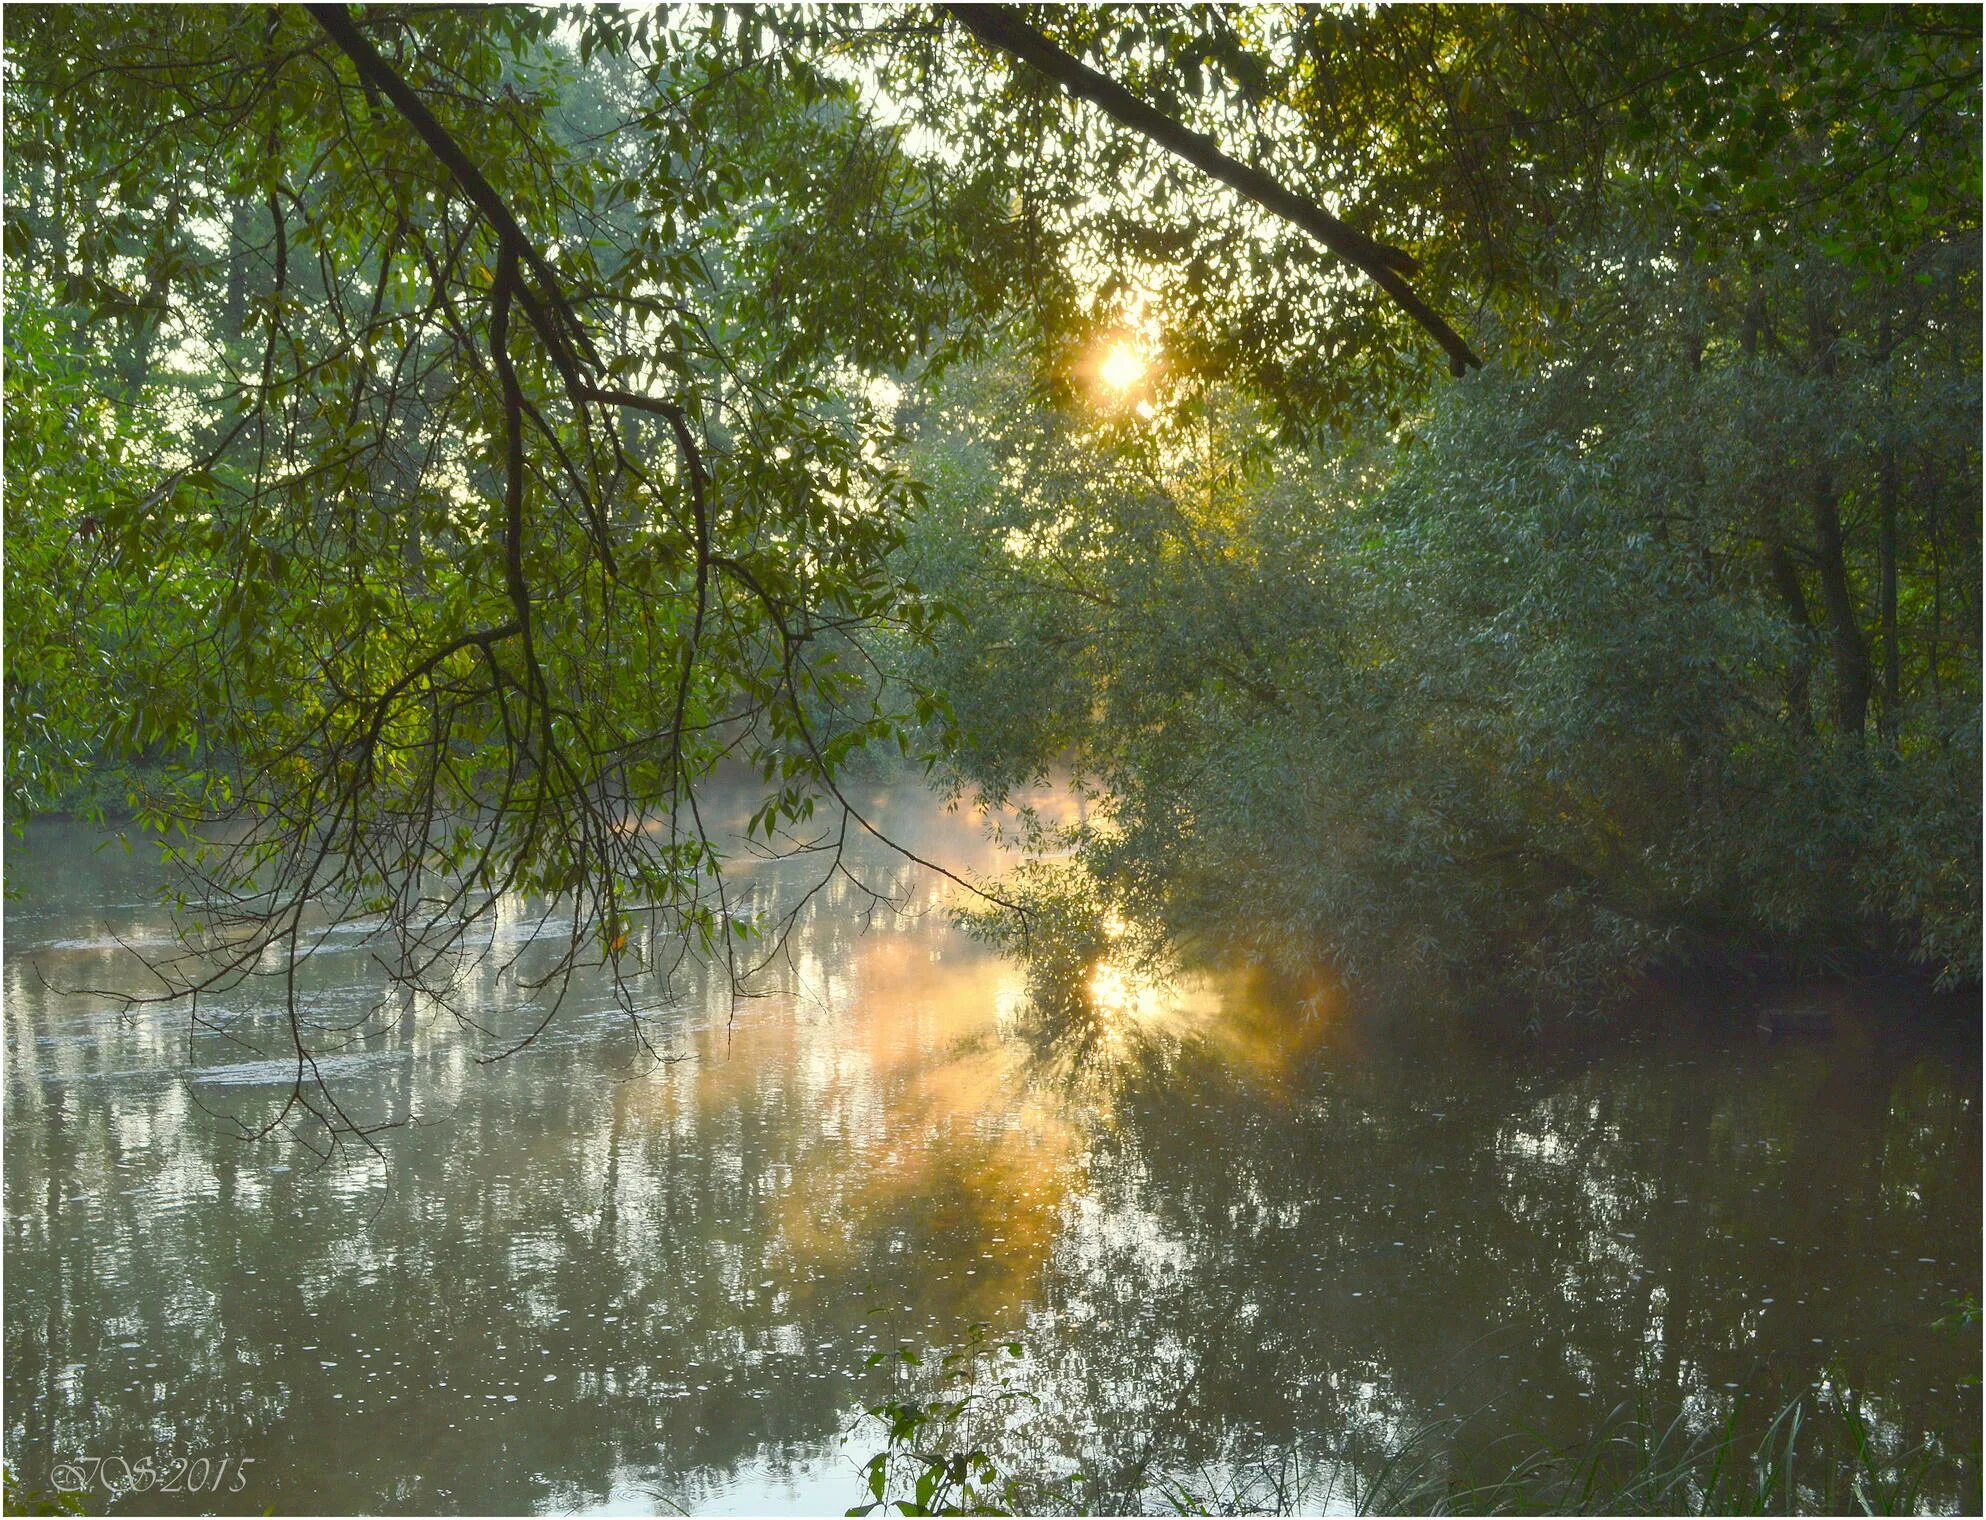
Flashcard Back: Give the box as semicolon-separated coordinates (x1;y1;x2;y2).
946;4;1484;376
306;3;597;394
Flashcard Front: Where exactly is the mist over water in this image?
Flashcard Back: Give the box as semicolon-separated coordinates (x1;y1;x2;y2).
5;784;1978;1514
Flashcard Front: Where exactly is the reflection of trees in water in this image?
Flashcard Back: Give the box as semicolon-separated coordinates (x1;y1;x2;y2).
5;813;1980;1513
7;789;1001;1151
4;811;1071;1513
960;996;1980;1511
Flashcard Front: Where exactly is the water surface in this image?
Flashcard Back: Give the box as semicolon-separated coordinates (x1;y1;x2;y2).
4;786;1978;1512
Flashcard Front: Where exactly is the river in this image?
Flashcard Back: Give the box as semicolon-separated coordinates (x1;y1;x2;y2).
4;784;1979;1513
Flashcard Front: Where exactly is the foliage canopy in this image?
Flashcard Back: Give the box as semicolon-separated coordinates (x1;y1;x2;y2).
3;4;1978;1122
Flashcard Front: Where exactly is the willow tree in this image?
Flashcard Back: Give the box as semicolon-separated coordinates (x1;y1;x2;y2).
889;6;1982;1007
0;2;1485;1139
4;4;1977;1138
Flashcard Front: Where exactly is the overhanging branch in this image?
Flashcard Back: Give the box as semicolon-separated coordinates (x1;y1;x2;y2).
946;4;1484;377
307;3;597;395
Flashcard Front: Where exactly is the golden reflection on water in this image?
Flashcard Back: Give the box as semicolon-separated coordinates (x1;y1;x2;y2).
619;870;1096;1335
1081;951;1327;1098
617;828;1330;1338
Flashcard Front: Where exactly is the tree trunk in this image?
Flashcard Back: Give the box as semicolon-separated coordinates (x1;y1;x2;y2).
1806;294;1871;739
1810;467;1872;738
1767;544;1817;737
1876;310;1901;746
1744;290;1816;737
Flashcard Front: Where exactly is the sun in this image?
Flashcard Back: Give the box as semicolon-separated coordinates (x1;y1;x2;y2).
1098;341;1147;393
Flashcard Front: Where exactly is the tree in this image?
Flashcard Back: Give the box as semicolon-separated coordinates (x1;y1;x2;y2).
887;3;1980;1005
6;4;1032;1144
3;3;1978;1139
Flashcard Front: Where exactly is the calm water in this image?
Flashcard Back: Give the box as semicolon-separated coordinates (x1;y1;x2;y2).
4;786;1979;1514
